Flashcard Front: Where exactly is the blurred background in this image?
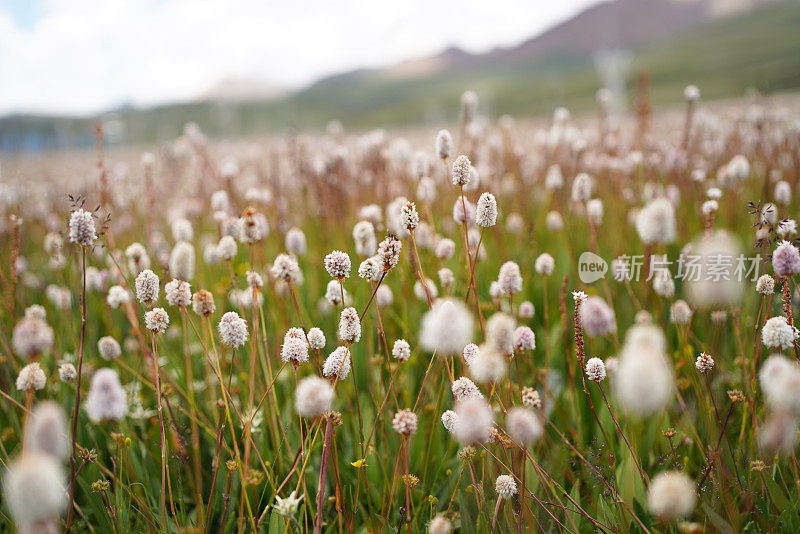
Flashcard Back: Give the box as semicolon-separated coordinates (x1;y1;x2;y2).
1;0;799;152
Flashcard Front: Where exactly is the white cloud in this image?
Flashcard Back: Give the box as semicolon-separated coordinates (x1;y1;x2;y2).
0;0;599;115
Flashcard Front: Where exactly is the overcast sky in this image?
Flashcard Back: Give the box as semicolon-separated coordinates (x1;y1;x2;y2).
0;0;601;116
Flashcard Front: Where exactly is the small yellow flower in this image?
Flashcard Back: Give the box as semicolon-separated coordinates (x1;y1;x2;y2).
226;459;239;471
351;458;367;468
402;474;420;487
91;479;110;493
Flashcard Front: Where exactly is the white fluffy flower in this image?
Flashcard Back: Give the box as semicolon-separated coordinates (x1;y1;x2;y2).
762;317;799;350
585;357;606;382
506;407;542;446
392;339;411;361
441;410;458;434
338;307;361;343
420;299;473;355
400;202;420;231
165;279;191;307
169;241;195;281
513;326;535;352
97;336;122;361
451;155;471;186
635;197;676;245
218;311;248;348
324;250;351;279
454;398;494;444
534;253;555;276
475;193;498;227
281;335;310;364
646;471;696;520
614;325;673;415
107;285;131;308
579;296;616;337
759;354;800;415
695;352;715;373
295;376;334;418
68;208;96;246
451;376;483;401
16;362;47;391
217;235;237;260
307;327;326;350
391;409;418;435
144;308;169;333
462;343;479;365
135;269;159;304
3;453;66;530
85;368;128;421
323;346;351;379
495;475;518;499
469;345;507;384
498;261;522;294
285;227;307;256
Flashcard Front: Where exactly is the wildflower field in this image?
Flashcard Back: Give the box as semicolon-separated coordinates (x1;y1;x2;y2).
3;88;800;533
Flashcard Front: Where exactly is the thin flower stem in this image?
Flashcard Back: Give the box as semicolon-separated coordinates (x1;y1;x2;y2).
66;247;87;532
314;416;335;534
464;227;485;303
151;332;168;532
409;231;433;309
597;386;648;488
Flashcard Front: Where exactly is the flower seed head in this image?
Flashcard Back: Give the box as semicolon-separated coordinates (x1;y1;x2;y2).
585;357;607;382
323;346;351;379
3;453;65;528
506;407;542;447
695;352;715;373
400;202;420;231
646;471;696;520
495;475;518;499
498;261;522;294
377;236;402;272
451;376;483;402
85;368;128;421
475;193;497;227
144;308;169;333
97;336;121;361
169;241;195;281
451;155;471;186
435;129;452;160
217;235;237;260
16;362;46;391
324;250;351;279
307;327;326;350
762;316;799;350
392;339;411;361
58;363;77;382
338;307;361;343
192;289;216;317
513;326;536;352
68;209;96;247
391;409;417;435
165;279;191;307
135;269;159;305
271;253;301;283
773;241;800;277
218;311;248;348
295;376;334;418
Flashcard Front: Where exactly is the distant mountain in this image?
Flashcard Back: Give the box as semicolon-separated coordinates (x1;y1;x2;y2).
197;77;289;103
1;0;797;151
307;0;741;88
